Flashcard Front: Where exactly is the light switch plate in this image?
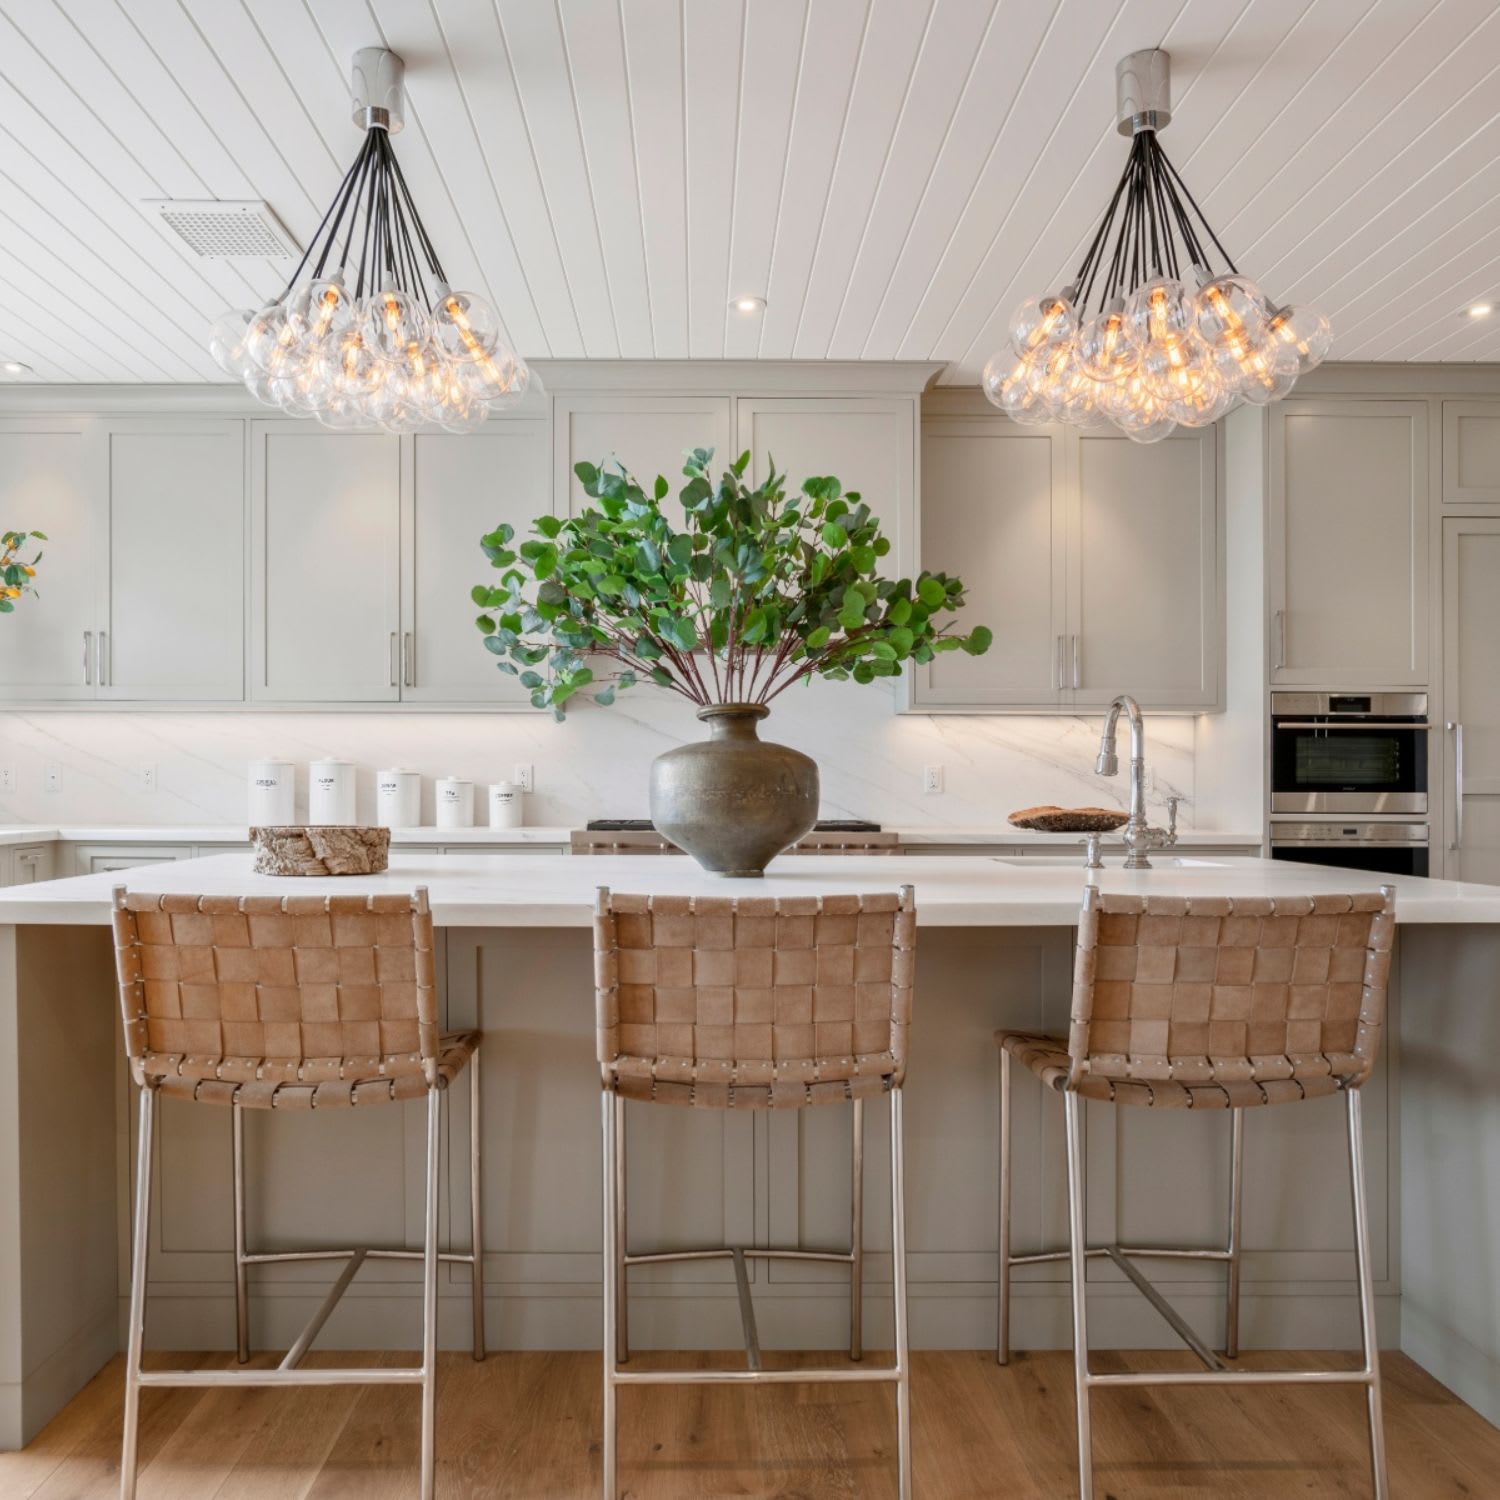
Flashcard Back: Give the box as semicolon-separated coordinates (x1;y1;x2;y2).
922;765;944;795
512;763;534;793
140;765;158;792
0;768;14;793
44;765;62;794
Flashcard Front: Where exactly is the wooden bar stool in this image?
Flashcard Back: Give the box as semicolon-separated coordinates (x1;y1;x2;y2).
110;885;484;1500
593;885;917;1500
995;885;1396;1500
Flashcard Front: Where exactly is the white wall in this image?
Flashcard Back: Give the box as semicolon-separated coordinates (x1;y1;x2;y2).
0;681;1199;830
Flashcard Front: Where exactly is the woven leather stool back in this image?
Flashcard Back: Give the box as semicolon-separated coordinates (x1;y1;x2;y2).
593;886;915;1108
112;887;440;1097
1066;887;1395;1106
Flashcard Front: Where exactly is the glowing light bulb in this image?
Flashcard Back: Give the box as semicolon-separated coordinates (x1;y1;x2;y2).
1124;277;1196;349
1078;301;1136;384
1264;304;1332;373
208;308;258;378
432;287;502;363
1009;291;1077;360
287;277;353;346
1194;274;1268;353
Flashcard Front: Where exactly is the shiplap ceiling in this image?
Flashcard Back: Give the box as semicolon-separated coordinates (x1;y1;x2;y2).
2;0;1499;385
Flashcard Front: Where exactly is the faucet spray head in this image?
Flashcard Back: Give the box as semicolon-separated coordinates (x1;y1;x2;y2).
1095;739;1119;777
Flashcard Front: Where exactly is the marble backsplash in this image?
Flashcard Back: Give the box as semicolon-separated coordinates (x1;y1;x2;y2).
0;678;1207;830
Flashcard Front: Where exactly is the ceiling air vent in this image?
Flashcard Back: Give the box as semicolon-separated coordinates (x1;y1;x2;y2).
141;199;300;260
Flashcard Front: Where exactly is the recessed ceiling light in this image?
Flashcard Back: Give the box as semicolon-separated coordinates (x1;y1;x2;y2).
1;360;31;375
730;295;766;314
1467;303;1493;319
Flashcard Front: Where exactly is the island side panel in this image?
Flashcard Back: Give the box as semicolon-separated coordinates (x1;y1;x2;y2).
1398;924;1500;1425
0;924;118;1449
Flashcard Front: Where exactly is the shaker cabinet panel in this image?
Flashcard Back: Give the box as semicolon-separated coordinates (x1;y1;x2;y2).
1071;426;1218;708
555;394;732;529
403;421;551;704
1442;401;1500;505
250;423;401;702
913;420;1063;707
1269;401;1428;686
100;422;244;701
0;418;101;702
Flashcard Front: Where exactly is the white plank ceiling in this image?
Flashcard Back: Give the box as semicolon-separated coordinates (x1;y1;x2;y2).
1;0;1498;384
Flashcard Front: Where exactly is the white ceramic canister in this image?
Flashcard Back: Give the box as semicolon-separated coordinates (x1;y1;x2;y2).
247;760;295;825
488;781;524;829
376;768;422;828
308;759;357;826
436;776;475;829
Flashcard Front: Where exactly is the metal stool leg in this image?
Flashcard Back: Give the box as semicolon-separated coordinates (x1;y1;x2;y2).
1225;1106;1244;1359
419;1086;441;1500
615;1093;629;1365
470;1042;485;1361
997;1046;1013;1365
1064;1090;1094;1500
1347;1088;1390;1500
119;1085;157;1500
891;1090;913;1500
231;1100;250;1364
601;1092;620;1500
850;1097;865;1361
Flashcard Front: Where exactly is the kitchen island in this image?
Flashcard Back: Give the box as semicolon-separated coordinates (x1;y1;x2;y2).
1;852;1497;1446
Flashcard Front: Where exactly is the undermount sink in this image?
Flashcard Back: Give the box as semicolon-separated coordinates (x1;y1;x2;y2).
995;855;1234;869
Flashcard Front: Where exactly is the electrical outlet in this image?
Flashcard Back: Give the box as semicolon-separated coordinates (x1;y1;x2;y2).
922;764;944;795
140;765;158;793
512;763;534;793
44;765;62;794
0;768;13;794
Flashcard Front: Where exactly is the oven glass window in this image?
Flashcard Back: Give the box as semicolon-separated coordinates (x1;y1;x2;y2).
1293;734;1403;788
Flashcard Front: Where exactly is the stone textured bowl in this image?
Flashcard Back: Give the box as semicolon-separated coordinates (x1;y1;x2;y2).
250;825;391;876
1007;806;1129;834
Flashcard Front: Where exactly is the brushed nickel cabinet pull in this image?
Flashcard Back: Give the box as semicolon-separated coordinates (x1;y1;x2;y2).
98;631;108;687
1055;635;1065;691
1072;634;1081;690
403;631;413;688
1449;721;1464;851
389;631;398;688
83;630;93;686
1274;609;1286;671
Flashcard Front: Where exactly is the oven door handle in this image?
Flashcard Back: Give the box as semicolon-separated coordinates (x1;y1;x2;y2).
1448;721;1464;850
1273;721;1435;731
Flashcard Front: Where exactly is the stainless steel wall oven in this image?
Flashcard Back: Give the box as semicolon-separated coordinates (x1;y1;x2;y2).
1271;693;1429;815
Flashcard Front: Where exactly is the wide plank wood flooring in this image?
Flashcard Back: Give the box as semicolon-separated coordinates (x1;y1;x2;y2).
2;1348;1495;1499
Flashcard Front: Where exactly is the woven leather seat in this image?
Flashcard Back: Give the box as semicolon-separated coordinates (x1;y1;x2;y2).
996;890;1392;1109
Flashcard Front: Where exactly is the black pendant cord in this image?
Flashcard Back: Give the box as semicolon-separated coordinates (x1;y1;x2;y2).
274;137;367;301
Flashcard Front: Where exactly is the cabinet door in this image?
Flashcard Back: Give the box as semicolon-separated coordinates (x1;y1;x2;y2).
250;423;401;702
1071;425;1219;709
1269;401;1428;685
0;418;102;701
555;394;732;528
1442;518;1500;883
737;397;915;575
99;420;244;701
912;419;1064;708
11;844;53;884
1442;401;1500;505
403;420;551;704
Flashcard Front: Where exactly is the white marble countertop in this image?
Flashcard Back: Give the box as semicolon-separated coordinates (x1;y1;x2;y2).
0;850;1491;927
0;823;1261;849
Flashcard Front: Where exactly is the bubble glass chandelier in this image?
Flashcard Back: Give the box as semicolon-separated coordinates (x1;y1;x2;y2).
984;50;1329;442
208;49;529;433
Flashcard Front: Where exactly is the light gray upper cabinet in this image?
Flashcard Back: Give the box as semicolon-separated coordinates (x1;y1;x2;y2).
1442;402;1500;505
1268;400;1428;686
915;419;1063;707
100;421;244;701
1442;518;1500;883
250;422;402;702
555;393;732;526
1071;426;1219;708
402;420;551;704
912;415;1220;712
0;417;102;702
738;397;916;575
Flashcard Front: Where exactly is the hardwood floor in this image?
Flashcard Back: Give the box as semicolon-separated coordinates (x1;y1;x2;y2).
3;1349;1496;1499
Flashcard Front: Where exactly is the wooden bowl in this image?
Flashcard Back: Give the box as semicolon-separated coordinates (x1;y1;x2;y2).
1007;806;1129;834
251;826;391;876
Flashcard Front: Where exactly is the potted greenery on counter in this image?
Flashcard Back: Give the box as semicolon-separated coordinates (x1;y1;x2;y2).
0;530;45;613
473;449;989;874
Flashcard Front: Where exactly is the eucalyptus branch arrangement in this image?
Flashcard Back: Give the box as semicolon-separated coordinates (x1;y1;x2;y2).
472;449;990;718
0;530;45;614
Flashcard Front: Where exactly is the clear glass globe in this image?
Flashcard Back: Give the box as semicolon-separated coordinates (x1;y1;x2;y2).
208;308;257;378
1194;274;1268;352
1077;304;1136;384
1124;277;1196;349
432;289;502;363
244;302;295;372
1167;367;1235;428
358;289;432;364
1121;413;1178;443
286;278;355;347
1265;304;1332;372
1214;337;1297;404
981;353;1009;407
1009;291;1077;360
459;347;529;408
1141;335;1215;405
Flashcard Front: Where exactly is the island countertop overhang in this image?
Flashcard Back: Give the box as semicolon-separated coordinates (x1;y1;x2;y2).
2;851;1497;927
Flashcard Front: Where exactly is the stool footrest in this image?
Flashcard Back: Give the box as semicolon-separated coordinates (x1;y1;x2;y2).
611;1364;902;1387
1089;1367;1376;1389
137;1365;425;1388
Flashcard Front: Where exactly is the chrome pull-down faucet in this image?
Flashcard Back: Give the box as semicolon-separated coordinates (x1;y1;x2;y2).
1094;694;1173;869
